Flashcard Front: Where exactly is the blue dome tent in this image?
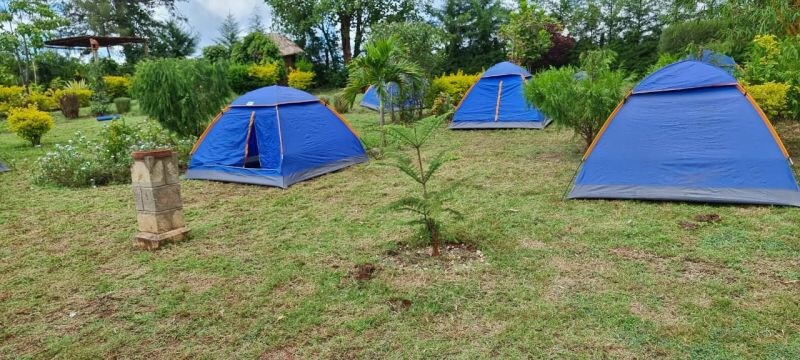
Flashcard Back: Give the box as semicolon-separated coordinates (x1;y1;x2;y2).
450;61;550;129
568;61;800;206
686;49;737;75
360;83;422;111
187;86;368;188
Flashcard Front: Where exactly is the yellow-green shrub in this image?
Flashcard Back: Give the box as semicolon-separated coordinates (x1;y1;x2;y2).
0;85;26;114
7;105;54;146
26;91;58;111
426;70;480;107
54;88;92;107
748;82;791;120
247;62;281;86
288;69;315;90
103;75;131;98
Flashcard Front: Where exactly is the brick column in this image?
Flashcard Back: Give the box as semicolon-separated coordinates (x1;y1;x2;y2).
131;149;189;250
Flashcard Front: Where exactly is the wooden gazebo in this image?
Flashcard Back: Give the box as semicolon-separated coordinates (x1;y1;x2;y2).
44;35;148;62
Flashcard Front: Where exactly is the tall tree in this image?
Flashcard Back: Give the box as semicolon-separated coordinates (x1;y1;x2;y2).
435;0;508;73
248;12;265;33
369;21;447;76
0;0;68;87
149;20;198;58
216;13;241;51
266;0;420;65
61;0;182;64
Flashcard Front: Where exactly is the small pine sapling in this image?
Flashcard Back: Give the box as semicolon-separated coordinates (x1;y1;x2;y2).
384;113;461;256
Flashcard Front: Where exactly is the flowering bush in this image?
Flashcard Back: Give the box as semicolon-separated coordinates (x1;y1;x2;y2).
7;106;54;146
34;120;196;187
430;92;453;118
747;82;791;121
425;71;480;107
54;88;92;107
102;75;131;98
26;90;58;111
247;61;281;86
287;69;315;90
0;85;26;114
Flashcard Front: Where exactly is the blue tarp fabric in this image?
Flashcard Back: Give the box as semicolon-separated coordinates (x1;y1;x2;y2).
450;61;549;129
360;83;422;111
0;161;8;172
187;86;368;188
569;60;800;206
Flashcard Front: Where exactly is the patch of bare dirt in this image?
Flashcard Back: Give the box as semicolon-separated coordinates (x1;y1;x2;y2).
678;220;699;230
383;243;486;271
520;238;548;249
610;248;736;283
387;298;412;312
353;263;377;281
629;301;687;329
693;213;722;223
260;345;299;360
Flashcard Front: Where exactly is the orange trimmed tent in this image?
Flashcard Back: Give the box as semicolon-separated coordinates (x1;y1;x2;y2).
569;60;800;206
187;86;367;188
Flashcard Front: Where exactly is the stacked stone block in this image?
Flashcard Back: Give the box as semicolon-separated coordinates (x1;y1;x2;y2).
131;149;189;249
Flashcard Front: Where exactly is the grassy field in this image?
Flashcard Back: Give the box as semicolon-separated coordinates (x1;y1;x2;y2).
1;101;800;359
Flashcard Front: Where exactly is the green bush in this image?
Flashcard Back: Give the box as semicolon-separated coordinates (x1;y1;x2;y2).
34;120;196;187
525;50;631;150
426;71;480;108
7;105;54;146
658;19;726;55
227;63;261;94
0;85;26;114
132;58;230;136
295;58;314;72
202;44;229;62
747;82;791;121
332;93;351;114
114;97;131;113
287;68;315;90
25;91;58;111
103;76;131;98
430;92;453;118
231;32;281;64
741;34;800;118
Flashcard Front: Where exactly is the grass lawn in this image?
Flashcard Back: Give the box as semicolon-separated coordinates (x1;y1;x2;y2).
1;100;800;359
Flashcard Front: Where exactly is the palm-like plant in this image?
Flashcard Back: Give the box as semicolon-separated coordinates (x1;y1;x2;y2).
344;38;425;145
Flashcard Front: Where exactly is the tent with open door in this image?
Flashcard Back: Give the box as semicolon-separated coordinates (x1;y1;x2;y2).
450;61;549;129
187;86;368;188
360;83;422;112
568;60;800;206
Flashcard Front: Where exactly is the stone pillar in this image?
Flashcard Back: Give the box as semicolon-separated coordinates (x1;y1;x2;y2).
131;149;189;250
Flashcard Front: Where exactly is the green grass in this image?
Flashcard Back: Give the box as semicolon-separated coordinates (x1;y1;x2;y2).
1;101;800;358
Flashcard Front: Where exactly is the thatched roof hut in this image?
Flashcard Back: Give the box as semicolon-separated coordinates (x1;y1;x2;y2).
265;33;303;68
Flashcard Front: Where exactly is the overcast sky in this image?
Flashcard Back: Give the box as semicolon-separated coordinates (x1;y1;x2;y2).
159;0;275;52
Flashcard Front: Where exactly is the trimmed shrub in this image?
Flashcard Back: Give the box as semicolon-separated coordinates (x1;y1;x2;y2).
227;63;260;94
103;75;131;98
288;69;315;90
26;91;58;111
114;97;132;113
59;94;80;118
7;105;54;146
247;61;281;86
748;82;791;121
54;88;92;107
0;85;26;114
426;71;480;107
332;93;351;114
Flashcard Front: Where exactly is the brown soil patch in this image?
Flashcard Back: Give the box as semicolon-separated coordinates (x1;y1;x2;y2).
678;221;699;230
353;263;377;281
629;301;687;328
387;298;412;312
383;243;486;271
693;214;721;223
260;345;299;360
